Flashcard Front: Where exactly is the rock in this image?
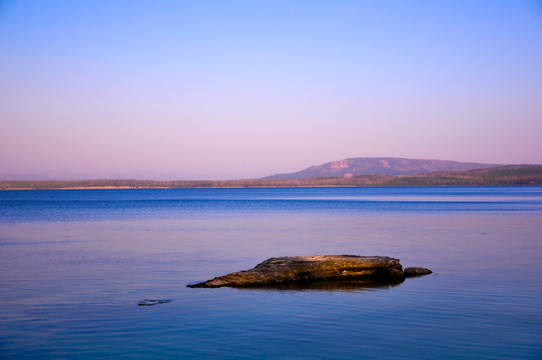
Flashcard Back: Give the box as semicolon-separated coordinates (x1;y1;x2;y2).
187;255;413;288
138;299;172;306
404;267;433;277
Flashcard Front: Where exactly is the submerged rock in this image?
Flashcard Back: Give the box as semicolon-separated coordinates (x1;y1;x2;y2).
138;299;172;306
187;255;430;288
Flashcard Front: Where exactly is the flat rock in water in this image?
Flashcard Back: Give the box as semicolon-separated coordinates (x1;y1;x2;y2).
187;255;416;288
404;267;433;277
138;299;172;306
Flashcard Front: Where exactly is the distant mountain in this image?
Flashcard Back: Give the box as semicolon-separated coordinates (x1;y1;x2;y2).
264;157;501;179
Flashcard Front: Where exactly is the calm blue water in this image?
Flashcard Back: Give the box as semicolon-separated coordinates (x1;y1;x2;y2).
1;186;541;359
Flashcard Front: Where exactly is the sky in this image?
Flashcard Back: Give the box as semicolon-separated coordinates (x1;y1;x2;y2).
1;0;541;180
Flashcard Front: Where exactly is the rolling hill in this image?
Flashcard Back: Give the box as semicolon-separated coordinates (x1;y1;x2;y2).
264;157;500;179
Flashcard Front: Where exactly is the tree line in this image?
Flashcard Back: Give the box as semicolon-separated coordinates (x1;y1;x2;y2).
1;165;541;190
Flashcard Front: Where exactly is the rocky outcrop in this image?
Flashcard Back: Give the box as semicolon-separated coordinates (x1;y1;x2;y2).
187;255;431;288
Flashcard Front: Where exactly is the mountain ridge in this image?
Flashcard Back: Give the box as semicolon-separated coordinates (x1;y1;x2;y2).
264;157;501;179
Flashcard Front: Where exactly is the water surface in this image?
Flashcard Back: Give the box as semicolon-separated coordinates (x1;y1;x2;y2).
1;187;541;358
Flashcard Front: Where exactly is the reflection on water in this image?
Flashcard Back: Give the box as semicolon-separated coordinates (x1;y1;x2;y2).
0;187;541;359
232;278;407;292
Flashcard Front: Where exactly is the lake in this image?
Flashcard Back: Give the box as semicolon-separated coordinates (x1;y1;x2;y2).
1;186;541;359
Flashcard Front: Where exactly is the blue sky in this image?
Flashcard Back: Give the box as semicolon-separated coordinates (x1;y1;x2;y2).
1;1;541;179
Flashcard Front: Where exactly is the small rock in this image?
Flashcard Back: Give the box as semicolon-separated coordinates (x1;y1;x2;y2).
404;267;432;277
138;299;172;306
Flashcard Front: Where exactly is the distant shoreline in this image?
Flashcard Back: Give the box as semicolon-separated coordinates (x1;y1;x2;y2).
1;165;541;190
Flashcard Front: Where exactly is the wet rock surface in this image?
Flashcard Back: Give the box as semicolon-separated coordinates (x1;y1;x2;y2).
187;255;431;288
138;299;172;306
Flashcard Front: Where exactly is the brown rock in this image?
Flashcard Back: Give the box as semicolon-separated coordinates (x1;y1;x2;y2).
187;255;408;288
404;267;433;277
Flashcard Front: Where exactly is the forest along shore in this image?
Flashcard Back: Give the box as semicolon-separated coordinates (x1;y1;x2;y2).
1;165;541;190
